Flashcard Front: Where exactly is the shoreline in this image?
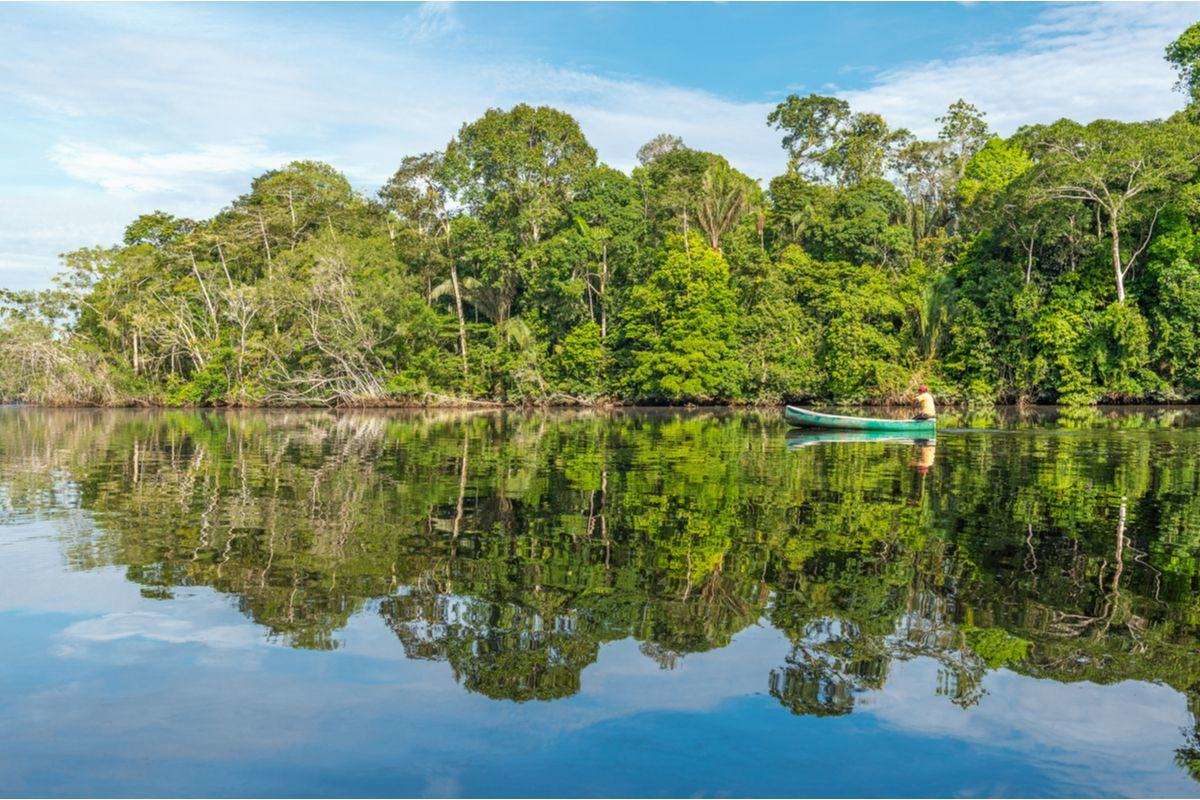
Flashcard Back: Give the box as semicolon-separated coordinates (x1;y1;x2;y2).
5;400;1200;412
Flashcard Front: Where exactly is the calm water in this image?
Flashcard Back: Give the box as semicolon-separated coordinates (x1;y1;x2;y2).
2;407;1200;797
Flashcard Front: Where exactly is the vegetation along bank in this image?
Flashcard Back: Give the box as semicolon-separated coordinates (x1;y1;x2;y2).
6;25;1200;408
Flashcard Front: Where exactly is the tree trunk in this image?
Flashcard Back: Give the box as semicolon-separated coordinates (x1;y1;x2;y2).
257;213;278;336
1110;213;1126;303
189;253;219;328
450;261;469;380
452;430;468;539
257;213;273;278
599;242;608;341
1113;499;1126;592
216;243;233;290
441;216;469;382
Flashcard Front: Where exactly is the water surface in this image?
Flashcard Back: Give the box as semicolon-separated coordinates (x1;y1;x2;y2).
2;407;1200;797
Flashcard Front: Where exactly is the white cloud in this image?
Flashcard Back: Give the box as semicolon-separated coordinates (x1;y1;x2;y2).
843;2;1197;137
60;611;267;650
49;141;291;195
0;191;160;288
866;657;1196;795
401;2;460;43
1;2;1197;290
18;3;1197;188
0;525;146;614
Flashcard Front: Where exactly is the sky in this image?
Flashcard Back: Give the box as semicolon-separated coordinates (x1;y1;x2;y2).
1;1;1198;290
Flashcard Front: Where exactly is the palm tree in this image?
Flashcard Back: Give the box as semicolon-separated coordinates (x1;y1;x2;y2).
913;276;951;361
695;162;752;252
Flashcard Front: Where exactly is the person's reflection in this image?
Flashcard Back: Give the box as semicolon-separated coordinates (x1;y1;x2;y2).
910;439;937;502
912;440;937;474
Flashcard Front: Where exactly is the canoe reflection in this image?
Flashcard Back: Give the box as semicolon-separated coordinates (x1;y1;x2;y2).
786;430;937;486
785;429;937;451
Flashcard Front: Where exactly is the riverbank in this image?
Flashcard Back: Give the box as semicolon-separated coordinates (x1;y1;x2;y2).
7;401;1200;426
5;394;1200;411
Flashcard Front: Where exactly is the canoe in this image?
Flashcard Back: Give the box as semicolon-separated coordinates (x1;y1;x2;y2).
784;405;936;433
785;430;935;450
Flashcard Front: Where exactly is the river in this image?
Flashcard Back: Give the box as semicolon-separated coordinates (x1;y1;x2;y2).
1;406;1199;796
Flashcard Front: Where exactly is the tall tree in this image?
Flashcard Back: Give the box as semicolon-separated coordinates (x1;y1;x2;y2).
443;104;597;325
937;99;990;181
1166;21;1200;110
894;139;950;242
768;94;907;186
695;159;758;252
636;133;685;166
767;94;851;180
1026;118;1200;302
444;104;597;246
380;152;469;379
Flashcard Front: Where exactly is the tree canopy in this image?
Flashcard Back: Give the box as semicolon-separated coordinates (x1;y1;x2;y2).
6;23;1200;407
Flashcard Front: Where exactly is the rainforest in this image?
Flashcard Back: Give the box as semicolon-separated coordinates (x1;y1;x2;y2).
5;24;1200;408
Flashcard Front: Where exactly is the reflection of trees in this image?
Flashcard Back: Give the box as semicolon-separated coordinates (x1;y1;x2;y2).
381;593;599;701
1178;692;1200;782
3;409;1200;745
769;618;888;716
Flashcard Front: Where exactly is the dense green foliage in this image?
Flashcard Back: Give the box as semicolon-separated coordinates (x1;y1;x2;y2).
6;25;1200;406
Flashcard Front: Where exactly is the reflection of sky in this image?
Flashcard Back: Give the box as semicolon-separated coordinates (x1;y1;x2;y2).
1;520;1197;797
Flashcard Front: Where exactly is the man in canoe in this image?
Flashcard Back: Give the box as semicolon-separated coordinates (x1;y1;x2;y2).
913;385;936;420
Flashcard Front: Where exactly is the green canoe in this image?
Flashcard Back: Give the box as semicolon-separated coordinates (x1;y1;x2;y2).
784;405;936;433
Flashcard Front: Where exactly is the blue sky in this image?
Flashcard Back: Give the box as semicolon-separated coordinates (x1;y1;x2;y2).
1;2;1197;289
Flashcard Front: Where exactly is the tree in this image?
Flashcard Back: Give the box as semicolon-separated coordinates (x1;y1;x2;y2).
616;234;744;401
894;138;950;242
737;248;820;401
123;211;195;248
830;112;909;187
235;161;362;255
1142;208;1200;394
443;104;596;246
1026;118;1200;302
767;94;850;179
442;104;597;341
562;165;642;342
767;94;908;186
380;152;469;380
782;246;914;400
633;145;711;246
957;138;1032;209
637;133;685;166
695;159;758;251
1166;21;1200;109
807;179;913;268
937;99;990;182
765;172;832;250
